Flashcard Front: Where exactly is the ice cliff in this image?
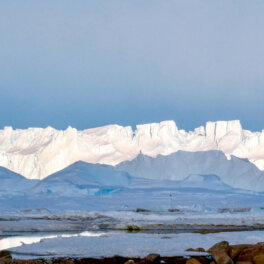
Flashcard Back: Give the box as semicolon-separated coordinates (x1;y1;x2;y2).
0;120;263;179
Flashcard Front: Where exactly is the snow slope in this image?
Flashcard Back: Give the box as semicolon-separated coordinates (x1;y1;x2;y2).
117;150;264;192
0;120;264;179
31;161;131;196
29;159;237;197
0;166;37;196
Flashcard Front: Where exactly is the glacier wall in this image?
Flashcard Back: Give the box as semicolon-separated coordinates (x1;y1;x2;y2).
0;120;264;179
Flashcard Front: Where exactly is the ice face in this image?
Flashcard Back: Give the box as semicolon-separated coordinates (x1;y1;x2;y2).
0;120;263;180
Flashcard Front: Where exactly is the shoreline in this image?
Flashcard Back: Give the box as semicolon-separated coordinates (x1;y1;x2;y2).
1;241;264;264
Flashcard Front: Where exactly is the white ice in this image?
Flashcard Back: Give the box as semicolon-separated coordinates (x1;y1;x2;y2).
0;120;264;180
7;231;264;259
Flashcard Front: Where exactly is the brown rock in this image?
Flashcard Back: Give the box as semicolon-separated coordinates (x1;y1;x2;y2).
253;254;264;264
229;245;250;260
207;241;230;254
0;251;11;258
65;259;75;264
186;248;205;252
212;251;233;264
237;244;264;262
236;262;253;264
186;258;202;264
0;250;12;262
145;254;160;262
207;241;233;264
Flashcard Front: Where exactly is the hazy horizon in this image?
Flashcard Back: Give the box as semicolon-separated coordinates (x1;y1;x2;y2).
1;1;264;131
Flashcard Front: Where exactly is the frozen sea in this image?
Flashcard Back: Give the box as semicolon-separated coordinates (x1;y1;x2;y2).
1;229;264;259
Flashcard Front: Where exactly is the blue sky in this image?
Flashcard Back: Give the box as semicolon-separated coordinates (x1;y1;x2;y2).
0;1;264;131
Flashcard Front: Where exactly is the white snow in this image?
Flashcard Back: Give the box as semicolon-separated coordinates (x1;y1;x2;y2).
31;161;131;196
0;120;264;180
117;150;264;192
1;157;264;220
0;166;37;195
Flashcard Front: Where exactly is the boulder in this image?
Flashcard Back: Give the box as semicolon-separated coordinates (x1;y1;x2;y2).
0;250;12;261
237;244;264;262
207;241;233;264
207;241;230;254
253;254;264;264
229;245;250;260
186;258;202;264
145;254;160;262
212;251;233;264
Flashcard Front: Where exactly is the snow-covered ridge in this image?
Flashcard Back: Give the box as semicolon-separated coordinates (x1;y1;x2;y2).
0;120;264;179
117;150;264;192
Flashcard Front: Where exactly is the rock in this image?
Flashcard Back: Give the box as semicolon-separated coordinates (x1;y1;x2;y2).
212;251;233;264
253;254;264;264
145;254;160;262
237;244;264;262
126;225;141;232
207;241;233;264
229;245;250;260
0;250;12;261
207;241;234;264
207;241;230;254
136;208;151;213
236;262;253;264
186;258;202;264
186;248;205;252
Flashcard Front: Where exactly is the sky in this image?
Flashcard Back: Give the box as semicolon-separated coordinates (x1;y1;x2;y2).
0;1;264;131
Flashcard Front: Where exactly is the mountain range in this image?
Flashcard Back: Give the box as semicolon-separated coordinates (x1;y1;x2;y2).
1;149;264;194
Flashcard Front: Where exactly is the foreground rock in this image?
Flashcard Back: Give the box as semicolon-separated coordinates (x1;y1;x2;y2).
1;241;264;263
188;241;264;264
0;250;12;262
207;241;233;264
